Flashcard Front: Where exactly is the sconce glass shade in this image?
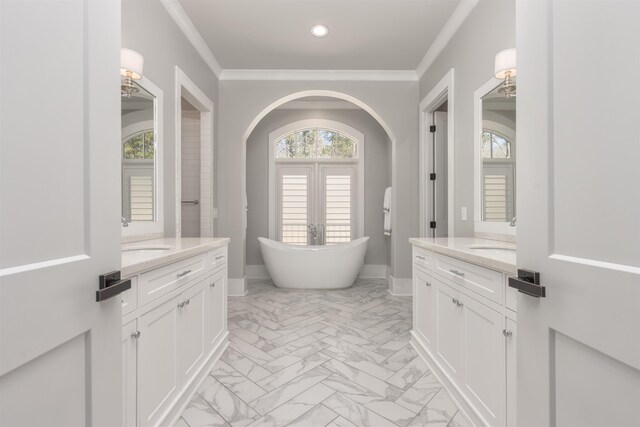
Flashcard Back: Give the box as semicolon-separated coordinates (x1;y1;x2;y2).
494;48;516;79
121;48;143;80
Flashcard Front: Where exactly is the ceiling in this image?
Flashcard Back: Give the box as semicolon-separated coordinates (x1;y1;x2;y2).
178;0;462;70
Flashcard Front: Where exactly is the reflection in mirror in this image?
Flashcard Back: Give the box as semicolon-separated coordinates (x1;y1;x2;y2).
121;81;156;223
480;83;516;223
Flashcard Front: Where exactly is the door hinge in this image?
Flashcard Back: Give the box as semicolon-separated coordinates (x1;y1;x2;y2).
429;173;436;181
429;125;436;133
430;221;436;229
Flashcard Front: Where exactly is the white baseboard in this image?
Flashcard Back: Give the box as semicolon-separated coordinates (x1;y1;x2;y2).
358;264;388;278
411;331;485;427
228;276;247;296
164;332;229;426
246;264;270;279
387;274;412;296
245;264;388;280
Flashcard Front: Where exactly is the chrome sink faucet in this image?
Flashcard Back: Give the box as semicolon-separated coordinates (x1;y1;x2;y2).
121;217;129;228
510;216;517;227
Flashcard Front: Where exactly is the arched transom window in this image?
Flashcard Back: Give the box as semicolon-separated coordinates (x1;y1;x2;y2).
482;130;511;159
275;128;357;159
122;130;155;160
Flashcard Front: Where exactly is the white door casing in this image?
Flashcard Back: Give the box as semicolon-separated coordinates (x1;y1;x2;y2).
0;1;122;426
517;1;640;426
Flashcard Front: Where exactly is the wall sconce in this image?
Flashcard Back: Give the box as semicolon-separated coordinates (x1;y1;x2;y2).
121;48;144;98
494;48;516;98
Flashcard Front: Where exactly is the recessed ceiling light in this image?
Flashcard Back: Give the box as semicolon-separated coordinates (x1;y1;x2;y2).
311;24;329;38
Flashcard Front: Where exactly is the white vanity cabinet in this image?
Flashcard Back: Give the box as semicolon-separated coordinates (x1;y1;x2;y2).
411;241;516;427
121;242;229;427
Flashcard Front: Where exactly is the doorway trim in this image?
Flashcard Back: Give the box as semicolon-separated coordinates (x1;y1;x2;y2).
419;68;455;237
174;66;215;237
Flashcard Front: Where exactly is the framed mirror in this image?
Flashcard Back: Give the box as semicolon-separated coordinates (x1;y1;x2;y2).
474;78;516;235
121;77;163;237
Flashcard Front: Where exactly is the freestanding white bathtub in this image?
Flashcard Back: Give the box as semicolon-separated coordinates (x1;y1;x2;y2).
258;237;369;289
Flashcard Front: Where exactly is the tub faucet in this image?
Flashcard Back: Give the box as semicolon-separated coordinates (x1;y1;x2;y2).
121;217;129;228
510;216;516;227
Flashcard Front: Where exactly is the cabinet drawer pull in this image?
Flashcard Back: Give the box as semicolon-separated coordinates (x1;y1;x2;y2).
503;329;513;338
131;331;141;339
176;270;192;278
185;299;190;305
178;300;190;308
215;255;225;261
416;255;426;260
449;269;465;277
452;298;463;307
425;281;432;287
210;283;216;287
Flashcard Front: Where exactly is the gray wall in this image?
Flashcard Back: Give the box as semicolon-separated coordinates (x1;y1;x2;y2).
122;0;219;236
245;108;391;267
419;0;515;235
217;81;419;288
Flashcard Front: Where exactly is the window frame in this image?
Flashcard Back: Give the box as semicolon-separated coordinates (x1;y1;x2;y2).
268;119;364;242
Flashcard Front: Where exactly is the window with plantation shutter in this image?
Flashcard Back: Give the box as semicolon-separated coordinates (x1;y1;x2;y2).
271;121;363;246
483;164;514;222
278;168;311;245
321;167;355;244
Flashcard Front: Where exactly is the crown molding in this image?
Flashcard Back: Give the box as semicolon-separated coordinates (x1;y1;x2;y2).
415;0;479;78
160;0;222;78
219;69;418;81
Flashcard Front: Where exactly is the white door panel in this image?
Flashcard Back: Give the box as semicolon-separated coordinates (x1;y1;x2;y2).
436;283;463;379
138;296;180;426
517;1;640;426
179;280;207;382
0;1;121;426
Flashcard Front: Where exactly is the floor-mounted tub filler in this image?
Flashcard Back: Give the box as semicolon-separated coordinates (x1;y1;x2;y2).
258;237;369;289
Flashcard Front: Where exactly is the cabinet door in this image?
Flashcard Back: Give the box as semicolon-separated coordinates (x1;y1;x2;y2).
207;270;227;347
435;282;463;380
138;295;180;427
414;269;436;348
505;318;517;427
178;280;207;383
122;320;138;427
462;294;505;427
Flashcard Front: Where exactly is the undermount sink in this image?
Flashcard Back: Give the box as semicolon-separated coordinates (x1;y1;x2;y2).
466;244;516;252
122;245;173;255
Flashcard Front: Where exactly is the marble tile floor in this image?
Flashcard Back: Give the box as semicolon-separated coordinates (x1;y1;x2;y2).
176;278;472;427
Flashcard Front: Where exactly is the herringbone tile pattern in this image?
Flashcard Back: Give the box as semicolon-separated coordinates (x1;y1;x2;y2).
177;279;471;427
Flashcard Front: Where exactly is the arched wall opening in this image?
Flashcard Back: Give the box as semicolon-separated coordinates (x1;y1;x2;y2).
241;91;396;287
217;82;419;297
245;97;393;279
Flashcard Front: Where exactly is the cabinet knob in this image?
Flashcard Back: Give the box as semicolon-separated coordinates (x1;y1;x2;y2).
176;269;192;278
131;331;141;339
503;329;513;338
416;255;426;260
210;283;216;287
215;255;225;260
452;298;463;307
425;281;431;287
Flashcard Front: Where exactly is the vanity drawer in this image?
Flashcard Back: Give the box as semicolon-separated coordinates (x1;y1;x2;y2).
207;247;227;272
413;247;433;271
121;276;138;316
138;254;207;306
433;253;504;304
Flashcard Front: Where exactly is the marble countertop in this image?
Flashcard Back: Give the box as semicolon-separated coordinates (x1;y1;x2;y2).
122;237;230;277
409;237;517;275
